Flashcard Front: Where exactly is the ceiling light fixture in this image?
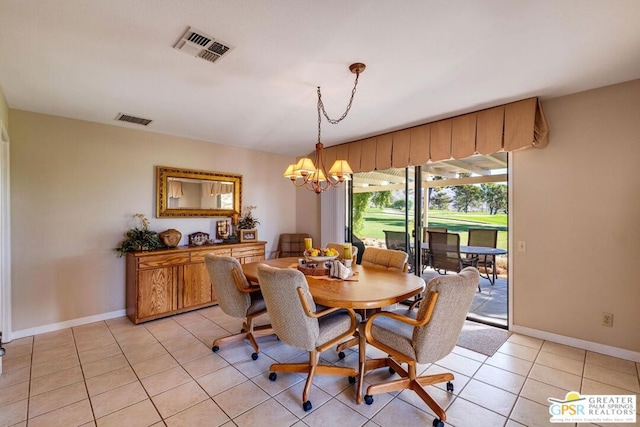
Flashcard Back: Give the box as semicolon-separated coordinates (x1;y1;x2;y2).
283;62;366;194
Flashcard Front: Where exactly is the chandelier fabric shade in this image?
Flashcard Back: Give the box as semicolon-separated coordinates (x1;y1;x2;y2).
284;63;365;194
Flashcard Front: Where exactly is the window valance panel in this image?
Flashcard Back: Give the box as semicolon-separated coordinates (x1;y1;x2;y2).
476;106;505;154
391;129;411;168
336;143;350;166
347;140;363;172
409;124;430;166
359;137;377;172
375;134;393;170
451;113;477;159
429;119;453;162
316;97;547;172
322;144;337;170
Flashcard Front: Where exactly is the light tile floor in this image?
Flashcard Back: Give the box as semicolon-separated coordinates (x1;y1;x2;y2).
1;306;638;427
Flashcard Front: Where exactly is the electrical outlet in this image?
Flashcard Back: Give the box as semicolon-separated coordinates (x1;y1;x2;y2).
602;312;614;327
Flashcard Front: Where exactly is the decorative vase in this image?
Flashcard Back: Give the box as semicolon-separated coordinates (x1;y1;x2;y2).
159;229;182;247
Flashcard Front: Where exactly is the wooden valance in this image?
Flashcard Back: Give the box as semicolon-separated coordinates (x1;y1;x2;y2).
321;97;548;173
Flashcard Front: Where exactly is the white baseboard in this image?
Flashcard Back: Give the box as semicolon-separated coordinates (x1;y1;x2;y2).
10;309;127;341
510;324;640;363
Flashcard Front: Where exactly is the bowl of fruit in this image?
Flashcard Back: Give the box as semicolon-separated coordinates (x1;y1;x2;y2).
303;247;340;263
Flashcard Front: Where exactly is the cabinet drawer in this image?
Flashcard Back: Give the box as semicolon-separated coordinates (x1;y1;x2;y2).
232;247;265;258
138;253;189;269
241;255;265;264
190;247;232;263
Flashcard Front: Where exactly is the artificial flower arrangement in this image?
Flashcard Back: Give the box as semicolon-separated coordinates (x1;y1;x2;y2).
114;213;163;257
236;205;260;230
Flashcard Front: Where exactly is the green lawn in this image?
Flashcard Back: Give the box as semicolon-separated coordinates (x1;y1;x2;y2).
359;208;508;249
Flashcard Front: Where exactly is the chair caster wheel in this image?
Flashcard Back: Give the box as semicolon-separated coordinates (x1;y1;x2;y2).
212;345;219;352
364;394;373;405
251;352;259;360
389;367;395;375
348;376;356;384
446;381;454;392
432;418;444;427
302;400;312;412
338;351;346;359
268;372;277;381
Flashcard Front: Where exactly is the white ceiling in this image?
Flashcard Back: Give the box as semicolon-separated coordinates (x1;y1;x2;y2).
1;0;639;157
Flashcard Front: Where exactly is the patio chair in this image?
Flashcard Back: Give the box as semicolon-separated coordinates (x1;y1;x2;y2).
204;255;274;360
275;233;310;258
352;234;365;264
257;264;358;412
421;227;447;270
361;267;480;427
468;228;499;285
428;231;480;292
383;230;415;273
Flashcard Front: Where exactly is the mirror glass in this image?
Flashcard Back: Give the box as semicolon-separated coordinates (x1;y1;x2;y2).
156;166;242;217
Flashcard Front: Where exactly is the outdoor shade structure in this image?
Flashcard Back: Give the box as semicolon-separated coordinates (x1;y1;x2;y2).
322;97;547;173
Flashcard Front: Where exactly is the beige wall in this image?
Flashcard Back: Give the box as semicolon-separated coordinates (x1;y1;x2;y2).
296;185;322;243
512;79;640;353
0;85;8;132
9;110;296;332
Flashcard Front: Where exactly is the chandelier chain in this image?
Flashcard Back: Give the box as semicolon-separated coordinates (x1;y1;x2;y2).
316;71;361;142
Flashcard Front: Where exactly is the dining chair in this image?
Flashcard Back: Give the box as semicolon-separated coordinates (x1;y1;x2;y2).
204;255;274;360
361;267;480;427
427;231;480;292
383;230;415;272
421;227;447;270
256;264;359;412
327;242;358;265
467;228;499;285
336;246;409;359
274;233;310;258
361;245;409;272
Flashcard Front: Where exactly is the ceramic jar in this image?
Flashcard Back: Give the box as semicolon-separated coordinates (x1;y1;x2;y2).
159;229;182;247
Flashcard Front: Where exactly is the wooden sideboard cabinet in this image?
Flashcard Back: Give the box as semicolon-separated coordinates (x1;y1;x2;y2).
126;241;266;324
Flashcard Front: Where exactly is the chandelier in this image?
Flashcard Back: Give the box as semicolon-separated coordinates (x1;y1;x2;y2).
283;62;366;194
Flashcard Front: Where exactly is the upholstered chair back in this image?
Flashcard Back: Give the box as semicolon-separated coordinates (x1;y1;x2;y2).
413;267;479;363
276;233;311;258
256;264;319;351
204;255;251;318
361;247;408;272
326;242;359;263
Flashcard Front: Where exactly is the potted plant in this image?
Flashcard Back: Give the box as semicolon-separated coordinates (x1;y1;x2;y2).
114;213;163;257
237;205;260;230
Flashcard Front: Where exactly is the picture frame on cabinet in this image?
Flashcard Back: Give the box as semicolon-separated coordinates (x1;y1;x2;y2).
239;229;258;242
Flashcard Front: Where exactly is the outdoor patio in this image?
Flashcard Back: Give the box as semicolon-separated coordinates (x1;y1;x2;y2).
420;268;508;329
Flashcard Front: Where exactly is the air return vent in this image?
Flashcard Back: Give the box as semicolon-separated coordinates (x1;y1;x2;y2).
173;26;234;64
115;113;153;126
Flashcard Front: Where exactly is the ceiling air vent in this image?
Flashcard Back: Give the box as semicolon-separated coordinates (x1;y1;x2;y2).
115;113;153;126
173;26;234;64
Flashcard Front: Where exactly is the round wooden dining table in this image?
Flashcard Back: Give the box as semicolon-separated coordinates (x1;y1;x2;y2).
241;257;426;404
241;257;426;310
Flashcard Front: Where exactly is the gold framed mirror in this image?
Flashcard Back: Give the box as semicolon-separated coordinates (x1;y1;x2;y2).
156;166;242;217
